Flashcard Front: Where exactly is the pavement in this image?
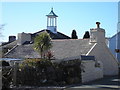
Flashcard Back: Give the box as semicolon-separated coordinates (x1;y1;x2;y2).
11;75;120;90
63;75;120;90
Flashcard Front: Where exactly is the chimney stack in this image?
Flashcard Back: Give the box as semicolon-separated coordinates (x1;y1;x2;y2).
9;36;16;42
96;22;100;28
90;22;105;43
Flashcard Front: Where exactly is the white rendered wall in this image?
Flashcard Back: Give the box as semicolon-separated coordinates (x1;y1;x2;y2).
89;26;119;75
108;32;120;62
117;32;120;62
81;60;103;83
87;42;119;76
90;28;105;43
47;26;57;33
109;35;117;59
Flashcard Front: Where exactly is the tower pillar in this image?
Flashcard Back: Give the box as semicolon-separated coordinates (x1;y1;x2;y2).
46;8;58;33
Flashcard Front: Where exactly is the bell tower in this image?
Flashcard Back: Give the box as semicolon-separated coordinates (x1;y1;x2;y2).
46;8;58;33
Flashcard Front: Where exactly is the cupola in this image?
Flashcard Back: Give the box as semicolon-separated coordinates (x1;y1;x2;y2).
46;8;58;33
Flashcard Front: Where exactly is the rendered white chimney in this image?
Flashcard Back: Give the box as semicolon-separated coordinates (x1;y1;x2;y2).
90;22;105;43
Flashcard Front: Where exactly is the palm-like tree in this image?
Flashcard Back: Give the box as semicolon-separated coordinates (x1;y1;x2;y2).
33;32;52;59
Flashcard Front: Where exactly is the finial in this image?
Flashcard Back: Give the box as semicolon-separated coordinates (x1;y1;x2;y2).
51;7;53;11
96;22;100;28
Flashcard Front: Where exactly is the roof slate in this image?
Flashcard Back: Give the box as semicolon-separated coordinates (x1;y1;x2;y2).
31;30;71;41
4;39;95;59
51;39;95;60
4;44;41;59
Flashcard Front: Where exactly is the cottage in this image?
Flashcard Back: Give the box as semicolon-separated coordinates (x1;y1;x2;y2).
2;8;119;77
4;22;119;76
51;22;118;76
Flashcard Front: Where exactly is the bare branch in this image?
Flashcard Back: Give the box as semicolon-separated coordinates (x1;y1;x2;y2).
0;24;5;37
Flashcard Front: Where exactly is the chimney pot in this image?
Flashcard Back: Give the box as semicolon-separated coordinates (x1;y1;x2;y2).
96;22;100;28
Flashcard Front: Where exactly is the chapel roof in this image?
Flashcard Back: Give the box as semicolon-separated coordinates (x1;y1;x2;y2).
31;29;71;40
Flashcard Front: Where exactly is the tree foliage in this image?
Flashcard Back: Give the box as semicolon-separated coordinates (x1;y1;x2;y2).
17;59;82;86
83;31;90;39
2;60;10;67
71;30;78;39
0;24;5;37
33;32;52;59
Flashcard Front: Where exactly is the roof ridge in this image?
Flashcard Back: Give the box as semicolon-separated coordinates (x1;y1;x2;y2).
110;31;120;39
52;39;89;41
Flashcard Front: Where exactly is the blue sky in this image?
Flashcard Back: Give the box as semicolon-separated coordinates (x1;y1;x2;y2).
1;2;119;42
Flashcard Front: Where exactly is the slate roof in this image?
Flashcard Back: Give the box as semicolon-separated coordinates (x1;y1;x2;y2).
4;39;95;59
51;39;95;60
1;29;70;47
1;29;71;58
4;44;40;59
31;30;71;41
1;40;17;48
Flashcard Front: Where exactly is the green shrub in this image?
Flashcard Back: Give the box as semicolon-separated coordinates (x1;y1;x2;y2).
19;58;52;68
1;60;10;67
16;59;82;86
